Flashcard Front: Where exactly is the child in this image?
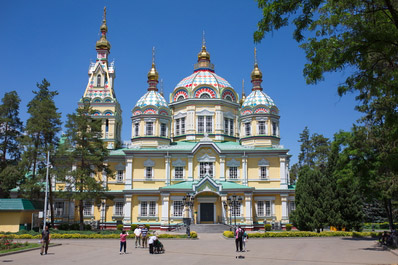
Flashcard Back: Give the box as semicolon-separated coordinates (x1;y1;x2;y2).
120;230;128;254
242;229;248;252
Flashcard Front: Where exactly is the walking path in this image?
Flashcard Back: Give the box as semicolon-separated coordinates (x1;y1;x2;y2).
0;234;396;265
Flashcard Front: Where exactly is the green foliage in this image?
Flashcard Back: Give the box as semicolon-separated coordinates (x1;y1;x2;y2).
223;231;380;238
285;224;292;231
264;224;272;231
58;223;70;230
145;224;150;229
130;224;138;231
55;102;112;230
190;231;198;238
116;224;124;231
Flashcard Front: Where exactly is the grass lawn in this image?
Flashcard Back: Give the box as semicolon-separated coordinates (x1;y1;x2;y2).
0;243;41;254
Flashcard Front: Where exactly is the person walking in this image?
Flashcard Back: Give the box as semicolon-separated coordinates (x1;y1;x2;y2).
119;230;128;254
235;226;243;252
148;233;157;254
134;226;142;248
242;229;248;252
40;225;51;255
141;225;148;248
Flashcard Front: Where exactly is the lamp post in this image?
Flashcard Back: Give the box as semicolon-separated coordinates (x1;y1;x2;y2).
227;195;243;229
182;194;194;237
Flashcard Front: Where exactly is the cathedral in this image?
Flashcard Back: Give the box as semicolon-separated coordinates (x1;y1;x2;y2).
53;9;295;230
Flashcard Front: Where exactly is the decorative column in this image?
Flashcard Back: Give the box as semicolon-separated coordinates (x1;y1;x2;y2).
161;193;170;228
165;155;171;185
242;155;248;185
123;195;132;224
219;156;226;181
215;109;223;140
188;155;193;181
221;195;227;224
125;157;133;190
281;194;288;223
245;193;253;226
280;156;288;189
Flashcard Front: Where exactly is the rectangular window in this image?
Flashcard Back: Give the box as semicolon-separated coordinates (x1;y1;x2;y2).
224;118;229;135
55;201;64;217
289;201;295;213
229;167;238;179
146;122;153;136
117;170;123;182
135;123;139;137
181;118;185;134
146;167;152;179
83;201;92;216
198;116;204;133
230;119;234;136
258;121;266;135
265;201;271;216
272;122;277;136
149;201;156;216
175;167;184;179
200;162;213;178
160;123;167;137
140;201;148;216
175;119;180;135
232;202;241;217
206;116;212;133
245;122;251;136
257;201;264;216
260;166;268;179
115;202;124;216
173;201;183;217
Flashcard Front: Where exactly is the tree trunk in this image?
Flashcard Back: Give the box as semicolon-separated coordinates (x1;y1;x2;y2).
79;199;84;231
384;198;395;231
49;181;54;228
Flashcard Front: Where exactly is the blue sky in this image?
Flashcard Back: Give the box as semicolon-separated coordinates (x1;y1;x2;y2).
1;0;361;165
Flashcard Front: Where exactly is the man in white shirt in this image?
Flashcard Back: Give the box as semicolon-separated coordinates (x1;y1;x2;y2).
148;233;157;254
133;226;142;248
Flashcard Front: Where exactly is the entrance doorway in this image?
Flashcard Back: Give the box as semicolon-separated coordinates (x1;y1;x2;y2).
200;203;214;223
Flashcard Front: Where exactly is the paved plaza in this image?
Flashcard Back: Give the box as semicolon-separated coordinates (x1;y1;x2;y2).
1;234;397;265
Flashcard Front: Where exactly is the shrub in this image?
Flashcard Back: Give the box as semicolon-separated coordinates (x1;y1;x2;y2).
84;224;92;231
116;224;124;231
70;223;80;230
130;224;138;231
145;224;150;229
265;224;272;231
190;231;197;238
285;224;293;231
58;223;70;230
223;231;234;238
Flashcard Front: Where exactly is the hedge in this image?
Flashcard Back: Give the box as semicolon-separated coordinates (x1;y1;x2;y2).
222;231;381;238
0;232;198;239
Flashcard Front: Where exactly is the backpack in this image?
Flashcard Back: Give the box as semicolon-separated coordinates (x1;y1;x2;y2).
238;229;244;239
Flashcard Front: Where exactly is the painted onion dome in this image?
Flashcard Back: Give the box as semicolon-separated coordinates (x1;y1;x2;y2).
241;57;278;115
172;40;238;103
133;54;170;116
96;7;111;51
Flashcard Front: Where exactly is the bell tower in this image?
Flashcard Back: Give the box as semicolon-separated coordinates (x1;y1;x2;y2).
79;7;122;149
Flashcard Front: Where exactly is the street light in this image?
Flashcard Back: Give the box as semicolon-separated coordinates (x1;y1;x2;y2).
227;195;243;229
182;194;194;237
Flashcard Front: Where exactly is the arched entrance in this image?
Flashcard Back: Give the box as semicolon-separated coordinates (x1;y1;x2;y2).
194;191;220;224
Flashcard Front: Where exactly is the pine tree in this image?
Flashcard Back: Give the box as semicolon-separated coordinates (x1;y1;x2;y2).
21;79;61;227
0;91;23;197
56;102;112;230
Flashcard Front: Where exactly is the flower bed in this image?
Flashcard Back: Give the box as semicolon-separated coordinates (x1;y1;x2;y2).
223;231;381;238
0;236;29;251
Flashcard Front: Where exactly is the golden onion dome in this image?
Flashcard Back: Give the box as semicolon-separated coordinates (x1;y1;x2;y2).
100;21;108;33
147;63;159;81
251;63;263;80
198;45;210;61
96;36;111;50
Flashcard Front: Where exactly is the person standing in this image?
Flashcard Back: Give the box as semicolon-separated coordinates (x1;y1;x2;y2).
40;225;51;255
235;226;243;252
148;233;157;254
141;225;148;248
134;226;142;248
119;230;128;254
242;229;248;252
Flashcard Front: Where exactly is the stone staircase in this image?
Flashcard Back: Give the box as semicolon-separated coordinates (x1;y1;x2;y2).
189;224;231;233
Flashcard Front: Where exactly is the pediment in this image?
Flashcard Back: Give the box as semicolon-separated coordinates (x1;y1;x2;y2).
144;159;155;167
172;158;186;167
193;176;222;193
258;158;270;166
226;159;240;167
196;109;214;116
197;153;216;162
115;163;125;171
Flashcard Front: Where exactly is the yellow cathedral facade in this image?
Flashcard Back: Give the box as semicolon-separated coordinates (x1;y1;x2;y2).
53;9;295;230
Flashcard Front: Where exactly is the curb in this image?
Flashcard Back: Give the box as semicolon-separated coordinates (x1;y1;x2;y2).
0;243;62;257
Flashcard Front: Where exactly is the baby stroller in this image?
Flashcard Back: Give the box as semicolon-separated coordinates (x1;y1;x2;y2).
153;239;165;254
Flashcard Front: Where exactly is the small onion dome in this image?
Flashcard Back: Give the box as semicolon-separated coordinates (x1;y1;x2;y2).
242;90;276;109
251;63;262;80
135;90;168;109
147;63;159;81
239;93;246;106
198;45;210;61
96;18;111;50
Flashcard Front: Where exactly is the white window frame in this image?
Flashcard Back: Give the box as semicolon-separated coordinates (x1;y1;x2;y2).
226;159;240;180
160;123;167;137
199;162;214;178
256;201;272;217
245;122;251;136
271;120;279;137
83;200;94;216
145;121;153;136
258;120;266;135
54;201;64;217
258;158;270;179
229;167;238;179
145;167;153;179
116;170;124;182
134;122;139;137
196;110;214;134
172;159;186;179
172;200;184;217
230;201;242;217
174;166;184;179
254;196;275;217
138;197;158;217
114;201;124;216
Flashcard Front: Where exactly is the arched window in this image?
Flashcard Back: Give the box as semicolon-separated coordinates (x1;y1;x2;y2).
225;95;232;101
200;93;210;99
97;75;101;87
177;95;184;101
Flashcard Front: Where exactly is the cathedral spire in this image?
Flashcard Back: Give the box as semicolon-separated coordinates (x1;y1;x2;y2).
147;47;159;91
251;47;263;91
96;7;111;51
198;31;210;62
